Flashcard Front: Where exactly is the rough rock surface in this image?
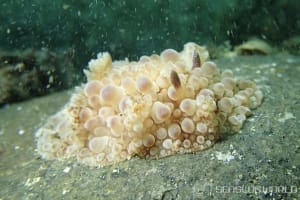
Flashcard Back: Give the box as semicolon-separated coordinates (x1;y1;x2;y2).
0;54;299;199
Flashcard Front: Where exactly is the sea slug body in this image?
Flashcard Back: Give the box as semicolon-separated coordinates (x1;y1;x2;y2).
35;42;263;167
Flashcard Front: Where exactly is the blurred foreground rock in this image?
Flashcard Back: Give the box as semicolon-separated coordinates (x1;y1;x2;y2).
0;48;75;106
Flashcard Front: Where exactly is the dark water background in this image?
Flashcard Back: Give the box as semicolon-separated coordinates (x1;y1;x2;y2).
1;0;299;70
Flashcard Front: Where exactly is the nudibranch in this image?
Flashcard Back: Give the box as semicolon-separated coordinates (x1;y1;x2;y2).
35;42;263;167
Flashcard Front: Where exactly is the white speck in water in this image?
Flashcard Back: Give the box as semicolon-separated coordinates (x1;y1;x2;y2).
62;188;70;195
63;167;71;173
18;129;25;135
270;62;277;67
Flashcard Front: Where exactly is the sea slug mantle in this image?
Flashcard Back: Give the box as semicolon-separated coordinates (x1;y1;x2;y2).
35;42;263;167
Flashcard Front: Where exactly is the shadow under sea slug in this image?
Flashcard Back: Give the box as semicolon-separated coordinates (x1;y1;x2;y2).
35;42;263;167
